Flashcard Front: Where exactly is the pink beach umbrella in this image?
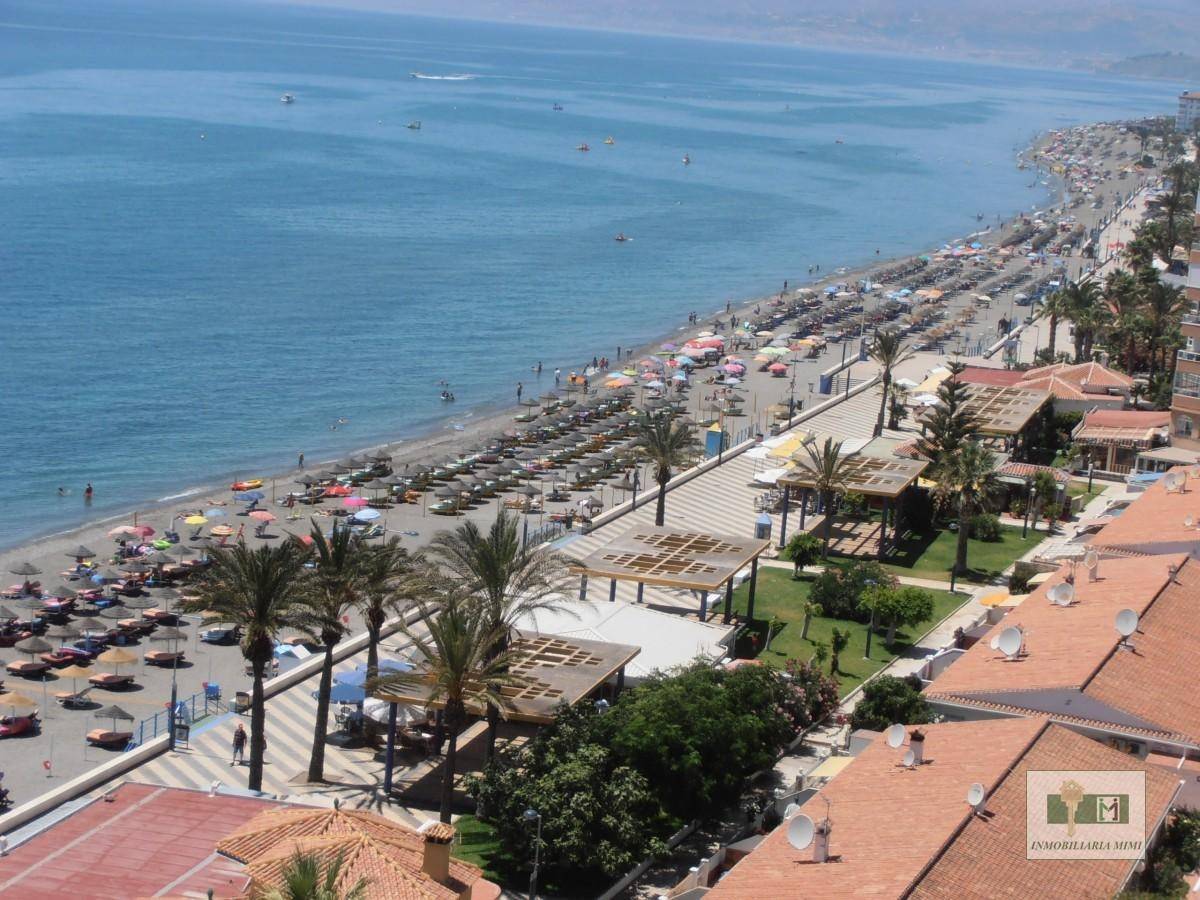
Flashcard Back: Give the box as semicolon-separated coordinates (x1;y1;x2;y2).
249;510;277;522
343;496;369;509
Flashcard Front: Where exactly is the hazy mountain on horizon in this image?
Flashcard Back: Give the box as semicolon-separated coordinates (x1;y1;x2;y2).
270;0;1200;70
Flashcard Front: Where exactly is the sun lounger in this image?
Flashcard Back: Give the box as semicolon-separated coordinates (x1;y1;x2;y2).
55;688;93;708
144;650;184;666
86;729;132;748
88;672;134;688
6;659;49;677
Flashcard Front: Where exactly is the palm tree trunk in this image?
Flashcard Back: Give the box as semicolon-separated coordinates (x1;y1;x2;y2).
307;644;335;782
1047;312;1057;359
366;607;384;680
249;662;267;792
802;612;812;640
654;476;668;526
955;505;971;575
874;372;890;438
484;704;500;764
886;621;897;646
440;706;462;823
821;492;834;558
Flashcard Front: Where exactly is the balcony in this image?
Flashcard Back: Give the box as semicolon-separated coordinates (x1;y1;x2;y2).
1179;349;1200;363
1184;314;1200;327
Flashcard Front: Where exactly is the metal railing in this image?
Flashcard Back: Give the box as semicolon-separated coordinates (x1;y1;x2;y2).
128;689;223;749
1182;314;1200;327
1177;349;1200;363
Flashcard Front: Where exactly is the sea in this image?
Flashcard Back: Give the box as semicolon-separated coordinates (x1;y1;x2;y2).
0;0;1169;549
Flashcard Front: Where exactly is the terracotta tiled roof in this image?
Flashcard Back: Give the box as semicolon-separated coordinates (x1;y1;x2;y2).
218;807;484;900
1075;409;1170;447
1017;372;1093;401
244;832;471;900
996;462;1071;485
707;719;1046;900
1081;409;1170;428
911;725;1180;900
1021;361;1133;391
708;721;1179;900
1089;468;1200;552
958;366;1025;387
926;554;1200;746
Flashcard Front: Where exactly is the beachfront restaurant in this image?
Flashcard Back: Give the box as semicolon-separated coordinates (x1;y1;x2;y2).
775;451;929;560
567;526;771;624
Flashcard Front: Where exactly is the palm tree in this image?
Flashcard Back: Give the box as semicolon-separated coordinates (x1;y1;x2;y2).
869;330;914;437
1142;278;1186;379
357;538;421;682
426;511;566;761
302;524;368;784
635;414;699;526
1035;289;1068;360
792;437;852;558
937;441;1001;576
372;593;521;823
1105;270;1143;374
260;850;369;900
1060;280;1107;362
185;541;310;792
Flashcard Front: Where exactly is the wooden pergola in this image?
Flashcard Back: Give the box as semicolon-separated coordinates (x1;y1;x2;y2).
569;526;770;623
776;453;929;559
374;630;639;794
959;384;1050;437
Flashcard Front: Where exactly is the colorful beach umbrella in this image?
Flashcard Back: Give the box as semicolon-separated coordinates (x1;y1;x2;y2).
343;496;369;508
183;515;208;526
249;510;276;522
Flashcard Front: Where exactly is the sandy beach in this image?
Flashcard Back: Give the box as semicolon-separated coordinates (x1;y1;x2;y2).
0;120;1153;801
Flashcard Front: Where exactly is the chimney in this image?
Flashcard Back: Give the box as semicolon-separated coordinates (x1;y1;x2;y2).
813;819;832;863
909;729;926;765
419;821;456;884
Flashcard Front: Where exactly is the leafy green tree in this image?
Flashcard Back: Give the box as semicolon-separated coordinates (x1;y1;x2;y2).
860;585;935;646
829;627;849;675
870;330;914;438
809;559;897;622
604;664;797;821
786;531;823;579
186;541;310;792
467;703;667;882
260;850;369;900
811;641;829;669
792;437;852;557
848;674;933;732
800;598;823;641
635;414;699;526
427;510;567;762
782;658;841;724
1030;470;1059;532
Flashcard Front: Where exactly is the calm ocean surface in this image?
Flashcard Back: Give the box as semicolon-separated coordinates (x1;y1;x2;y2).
0;0;1168;548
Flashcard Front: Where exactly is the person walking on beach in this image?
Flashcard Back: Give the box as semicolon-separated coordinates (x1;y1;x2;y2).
537;361;543;375
617;345;621;359
554;368;561;386
84;483;93;504
298;452;304;468
231;723;247;766
516;382;523;402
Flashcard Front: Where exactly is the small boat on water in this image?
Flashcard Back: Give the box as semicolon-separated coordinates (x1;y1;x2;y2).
407;121;421;130
614;233;630;242
552;103;563;111
682;153;691;166
280;93;295;104
604;136;615;145
577;143;590;152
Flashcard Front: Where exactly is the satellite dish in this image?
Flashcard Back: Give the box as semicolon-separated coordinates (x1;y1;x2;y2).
886;724;906;748
1187;516;1195;529
1164;471;1185;493
1083;549;1099;569
989;635;1001;651
998;626;1023;658
1048;583;1074;607
787;814;815;851
902;749;916;767
967;783;986;809
783;802;801;819
1115;609;1139;638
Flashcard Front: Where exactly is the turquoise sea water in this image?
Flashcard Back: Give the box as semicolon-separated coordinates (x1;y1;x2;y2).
0;0;1168;548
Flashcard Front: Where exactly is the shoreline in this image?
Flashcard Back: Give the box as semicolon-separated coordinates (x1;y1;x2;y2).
0;137;1070;559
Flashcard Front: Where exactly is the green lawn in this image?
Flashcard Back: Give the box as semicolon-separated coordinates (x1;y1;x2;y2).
730;568;965;696
1066;482;1103;509
454;815;513;884
855;523;1043;584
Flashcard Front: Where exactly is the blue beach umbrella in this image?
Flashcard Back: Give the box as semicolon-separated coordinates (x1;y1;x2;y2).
234;491;265;502
673;355;694;367
336;659;412;688
352;508;381;522
204;508;226;518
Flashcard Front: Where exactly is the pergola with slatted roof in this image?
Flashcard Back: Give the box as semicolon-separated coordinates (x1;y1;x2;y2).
569;526;770;624
775;453;929;561
959;383;1050;436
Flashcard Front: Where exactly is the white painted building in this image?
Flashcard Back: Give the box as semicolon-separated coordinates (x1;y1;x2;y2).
1179;91;1200;133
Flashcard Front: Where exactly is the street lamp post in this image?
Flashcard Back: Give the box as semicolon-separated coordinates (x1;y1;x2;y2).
862;579;876;660
524;809;543;900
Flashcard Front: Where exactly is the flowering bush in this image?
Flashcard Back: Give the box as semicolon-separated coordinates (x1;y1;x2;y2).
783;658;841;727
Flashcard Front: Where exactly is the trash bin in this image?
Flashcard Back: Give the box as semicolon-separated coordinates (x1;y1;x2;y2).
755;513;773;541
234;690;250;713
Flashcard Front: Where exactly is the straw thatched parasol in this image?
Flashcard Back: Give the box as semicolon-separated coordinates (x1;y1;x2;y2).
65;545;96;559
97;647;137;675
0;691;39;717
93;704;134;729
